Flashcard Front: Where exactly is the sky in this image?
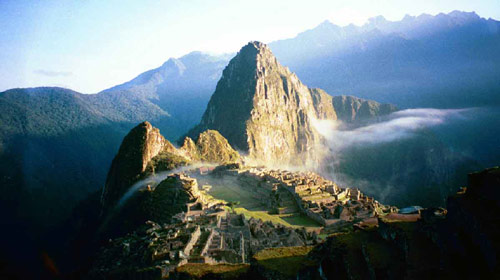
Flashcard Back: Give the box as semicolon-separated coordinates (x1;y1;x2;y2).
1;0;499;93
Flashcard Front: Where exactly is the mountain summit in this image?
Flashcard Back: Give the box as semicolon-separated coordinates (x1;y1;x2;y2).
188;41;337;165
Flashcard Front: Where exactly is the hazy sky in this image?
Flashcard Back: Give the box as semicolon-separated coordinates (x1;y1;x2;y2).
1;0;499;93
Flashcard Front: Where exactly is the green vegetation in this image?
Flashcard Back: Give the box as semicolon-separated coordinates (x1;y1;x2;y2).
200;174;321;229
175;263;249;279
145;151;190;174
301;193;332;201
203;178;266;210
227;201;240;212
281;214;322;227
253;246;315;277
234;208;321;229
323;228;405;279
196;130;241;163
317;233;330;240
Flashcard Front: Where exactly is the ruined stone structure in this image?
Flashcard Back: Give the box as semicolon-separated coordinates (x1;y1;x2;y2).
211;165;395;227
90;168;317;279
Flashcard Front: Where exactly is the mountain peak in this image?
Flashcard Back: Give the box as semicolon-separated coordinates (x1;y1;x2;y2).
367;15;389;26
160;57;186;75
101;121;171;210
188;41;337;165
244;41;268;52
316;19;337;29
237;41;276;65
448;10;479;19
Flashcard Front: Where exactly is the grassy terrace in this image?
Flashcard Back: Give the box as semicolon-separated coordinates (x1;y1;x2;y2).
175;263;249;279
198;174;322;229
198;175;266;210
191;230;211;256
233;207;321;229
253;246;315;277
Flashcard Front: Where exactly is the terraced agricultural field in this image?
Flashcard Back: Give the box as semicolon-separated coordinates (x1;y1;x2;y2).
233;208;321;229
193;173;321;229
198;176;267;210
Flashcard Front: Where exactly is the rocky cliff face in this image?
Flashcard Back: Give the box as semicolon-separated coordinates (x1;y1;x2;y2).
180;130;240;164
444;167;500;277
101;122;239;211
332;95;397;123
189;42;338;166
101;121;170;210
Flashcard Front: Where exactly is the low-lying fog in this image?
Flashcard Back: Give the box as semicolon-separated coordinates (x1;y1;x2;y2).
313;106;499;207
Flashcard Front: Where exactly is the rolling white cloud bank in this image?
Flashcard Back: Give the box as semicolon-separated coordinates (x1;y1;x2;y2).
313;108;470;152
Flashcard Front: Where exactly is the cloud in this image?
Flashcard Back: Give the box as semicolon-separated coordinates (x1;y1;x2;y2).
312;108;469;152
308;108;474;206
34;69;73;77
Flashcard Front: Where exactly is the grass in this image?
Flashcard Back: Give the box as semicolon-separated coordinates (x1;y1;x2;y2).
253;246;315;277
234;208;291;226
281;214;322;227
176;263;249;279
198;174;322;229
328;228;406;279
330;231;375;280
233;207;321;229
200;177;267;210
317;233;330;240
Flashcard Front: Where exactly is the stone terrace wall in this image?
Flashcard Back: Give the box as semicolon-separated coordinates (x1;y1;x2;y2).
183;226;201;256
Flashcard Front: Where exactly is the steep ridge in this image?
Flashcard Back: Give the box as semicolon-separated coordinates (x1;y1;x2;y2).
188;41;395;166
332;95;397;123
180;130;240;163
100;121;173;210
101;122;239;210
188;42;337;165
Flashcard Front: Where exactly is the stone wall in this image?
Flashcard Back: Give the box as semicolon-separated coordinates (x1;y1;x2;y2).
201;228;215;256
183;226;201;256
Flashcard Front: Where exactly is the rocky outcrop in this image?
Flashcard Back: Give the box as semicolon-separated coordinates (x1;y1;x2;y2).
101;122;239;211
101;121;172;210
189;42;337;165
180;137;200;161
332;95;397;123
180;130;240;163
443;166;500;278
310;88;337;120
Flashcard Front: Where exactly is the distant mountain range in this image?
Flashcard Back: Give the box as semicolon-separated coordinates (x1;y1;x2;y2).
270;10;500;108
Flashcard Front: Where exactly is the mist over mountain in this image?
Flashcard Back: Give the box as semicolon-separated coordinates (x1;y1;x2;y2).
185;41;475;208
315;108;482;206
